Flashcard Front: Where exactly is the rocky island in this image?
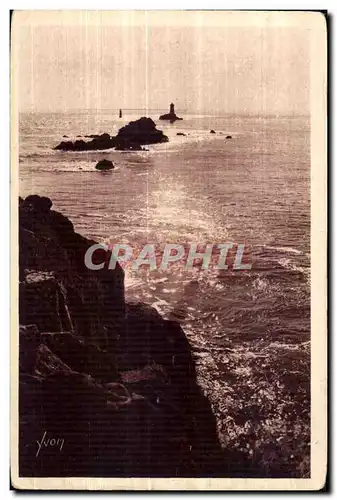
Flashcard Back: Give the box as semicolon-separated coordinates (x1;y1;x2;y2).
18;195;225;477
159;102;183;122
95;159;114;170
54;117;168;152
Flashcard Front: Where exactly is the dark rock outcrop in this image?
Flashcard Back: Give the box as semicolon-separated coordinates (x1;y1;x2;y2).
40;331;120;382
54;134;116;152
95;159;114;171
19;195;125;347
177;132;186;136
18;195;224;478
115;117;168;148
159;113;183;122
19;325;40;373
210;129;216;134
226;135;233;139
54;118;167;151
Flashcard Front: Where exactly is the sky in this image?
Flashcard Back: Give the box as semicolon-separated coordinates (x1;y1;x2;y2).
14;11;311;115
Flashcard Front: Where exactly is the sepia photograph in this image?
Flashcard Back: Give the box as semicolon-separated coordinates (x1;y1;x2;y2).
10;10;327;490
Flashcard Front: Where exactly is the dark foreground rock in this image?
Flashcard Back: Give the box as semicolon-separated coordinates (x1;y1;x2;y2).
54;117;168;152
95;159;114;170
210;129;216;134
18;195;225;477
226;135;233;139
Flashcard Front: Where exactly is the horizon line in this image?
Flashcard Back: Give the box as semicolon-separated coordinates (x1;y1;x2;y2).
19;109;310;117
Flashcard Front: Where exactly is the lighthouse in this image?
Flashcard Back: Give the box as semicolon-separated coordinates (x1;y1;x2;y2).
159;102;183;122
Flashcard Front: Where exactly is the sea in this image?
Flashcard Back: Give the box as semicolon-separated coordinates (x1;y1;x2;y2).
18;111;311;476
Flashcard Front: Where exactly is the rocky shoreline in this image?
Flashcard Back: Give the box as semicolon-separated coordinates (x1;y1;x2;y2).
19;195;225;477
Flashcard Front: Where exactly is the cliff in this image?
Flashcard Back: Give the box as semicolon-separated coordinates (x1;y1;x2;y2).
18;195;224;477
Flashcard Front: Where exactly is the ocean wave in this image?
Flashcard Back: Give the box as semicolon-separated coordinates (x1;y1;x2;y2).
20;152;55;159
278;257;310;280
264;245;305;256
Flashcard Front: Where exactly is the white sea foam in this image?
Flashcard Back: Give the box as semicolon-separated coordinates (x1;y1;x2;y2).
264;245;304;255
